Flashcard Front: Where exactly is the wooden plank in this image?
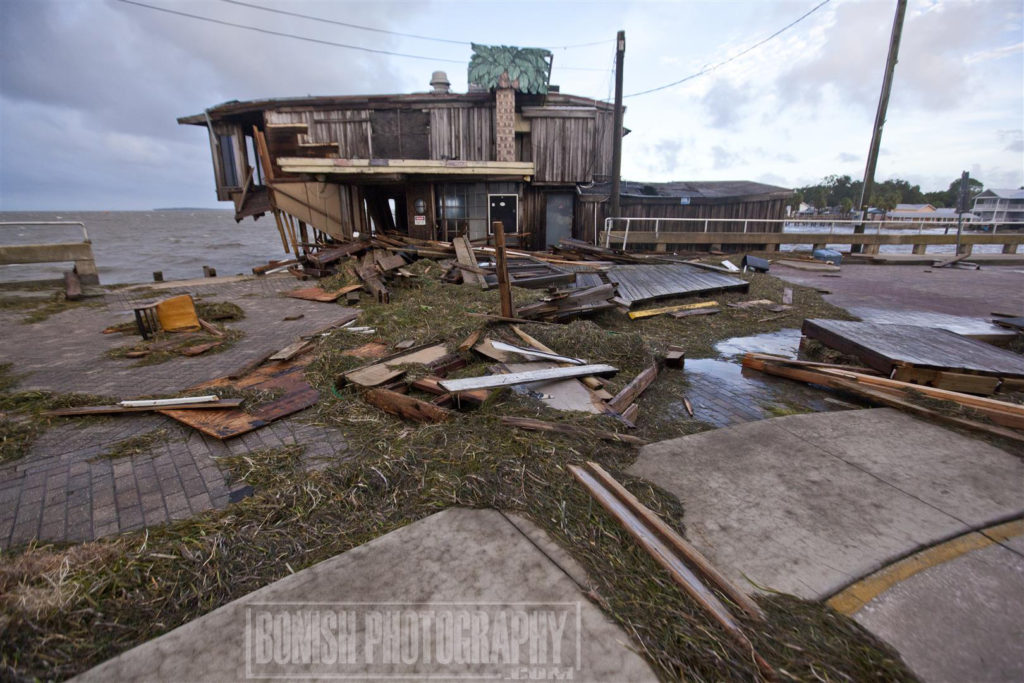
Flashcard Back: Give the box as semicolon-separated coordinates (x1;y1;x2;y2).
568;465;771;678
933;252;971;268
629;300;718;320
46;399;244;416
742;355;1024;430
439;364;618;392
829;379;1024;445
453;235;484;286
343;343;450;387
493;221;514;317
608;364;659;414
501;417;646;445
670;307;721;319
269;339;314;362
890;367;1001;396
364;388;451;423
510;325;604;391
465;313;558;326
457;329;482;352
286;284;362;302
584;462;764;620
160;359;319;439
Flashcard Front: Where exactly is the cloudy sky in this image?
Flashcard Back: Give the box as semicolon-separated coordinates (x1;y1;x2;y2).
1;0;1021;210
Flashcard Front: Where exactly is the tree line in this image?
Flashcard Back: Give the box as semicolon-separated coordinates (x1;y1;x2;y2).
793;175;983;213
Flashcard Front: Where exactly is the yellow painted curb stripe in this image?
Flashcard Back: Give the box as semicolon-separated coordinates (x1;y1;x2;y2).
827;518;1024;616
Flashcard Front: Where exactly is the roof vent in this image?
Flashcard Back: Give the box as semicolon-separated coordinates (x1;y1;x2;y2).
430;71;451;94
640;185;659;196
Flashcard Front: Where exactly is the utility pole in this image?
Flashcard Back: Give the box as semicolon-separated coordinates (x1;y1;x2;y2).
854;0;906;252
609;30;626;221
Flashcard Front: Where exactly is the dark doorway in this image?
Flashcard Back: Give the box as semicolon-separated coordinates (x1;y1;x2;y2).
488;194;518;234
545;193;574;247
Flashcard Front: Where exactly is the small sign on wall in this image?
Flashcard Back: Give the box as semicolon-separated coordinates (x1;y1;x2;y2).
414;215;426;226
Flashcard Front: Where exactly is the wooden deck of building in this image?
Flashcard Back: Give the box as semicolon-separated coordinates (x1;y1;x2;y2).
803;319;1024;378
607;264;748;307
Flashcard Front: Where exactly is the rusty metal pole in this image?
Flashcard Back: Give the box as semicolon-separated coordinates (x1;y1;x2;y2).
609;31;626;224
854;0;906;253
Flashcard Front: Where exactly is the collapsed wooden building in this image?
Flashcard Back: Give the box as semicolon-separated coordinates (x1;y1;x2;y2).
180;46;793;258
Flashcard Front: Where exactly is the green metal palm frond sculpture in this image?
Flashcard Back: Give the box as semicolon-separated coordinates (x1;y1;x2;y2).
468;44;553;94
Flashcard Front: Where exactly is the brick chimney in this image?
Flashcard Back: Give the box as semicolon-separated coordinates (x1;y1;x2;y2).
494;86;515;162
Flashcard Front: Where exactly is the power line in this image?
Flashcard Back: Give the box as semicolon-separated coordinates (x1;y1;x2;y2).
114;0;464;63
217;0;612;50
115;0;607;71
624;0;833;98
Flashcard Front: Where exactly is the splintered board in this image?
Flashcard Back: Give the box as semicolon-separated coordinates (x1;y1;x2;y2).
803;319;1024;378
286;285;362;302
607;264;748;307
342;343;450;387
159;355;318;439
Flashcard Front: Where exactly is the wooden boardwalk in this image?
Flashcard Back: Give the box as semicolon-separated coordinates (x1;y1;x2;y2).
607;264;748;306
803;319;1024;378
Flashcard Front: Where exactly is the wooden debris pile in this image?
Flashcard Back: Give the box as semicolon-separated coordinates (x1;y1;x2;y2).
340;323;667;433
743;353;1024;446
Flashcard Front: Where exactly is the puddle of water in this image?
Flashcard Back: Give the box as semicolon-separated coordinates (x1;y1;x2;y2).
714;328;802;359
676;357;843;428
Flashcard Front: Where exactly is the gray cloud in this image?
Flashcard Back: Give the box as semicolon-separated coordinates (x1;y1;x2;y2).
701;80;750;130
776;1;1022;111
0;0;429;209
998;129;1024;153
837;152;859;163
647;138;687;174
711;145;744;170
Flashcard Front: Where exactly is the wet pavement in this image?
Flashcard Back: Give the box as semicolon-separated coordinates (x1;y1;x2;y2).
673;329;848;428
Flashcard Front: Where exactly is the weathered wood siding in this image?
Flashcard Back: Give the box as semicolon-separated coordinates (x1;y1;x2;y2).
429;106;494;161
266;109;371;158
271;181;367;241
530;117;595;184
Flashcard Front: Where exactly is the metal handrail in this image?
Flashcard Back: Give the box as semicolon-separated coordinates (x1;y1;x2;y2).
602;216;1024;249
0;221;90;244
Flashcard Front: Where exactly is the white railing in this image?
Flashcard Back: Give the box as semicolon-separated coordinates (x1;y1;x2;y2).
0;221;91;243
601;216;1023;250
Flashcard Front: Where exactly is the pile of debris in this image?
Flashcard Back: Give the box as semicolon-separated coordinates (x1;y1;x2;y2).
334;324;671;444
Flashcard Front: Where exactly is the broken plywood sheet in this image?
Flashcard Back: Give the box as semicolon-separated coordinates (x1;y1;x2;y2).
343;343;450;387
607;264;748;307
803;319;1024;378
159;354;318;439
286;284;361;302
503;362;603;414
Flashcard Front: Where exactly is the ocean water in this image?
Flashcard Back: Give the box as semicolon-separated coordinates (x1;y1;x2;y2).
0;210;286;285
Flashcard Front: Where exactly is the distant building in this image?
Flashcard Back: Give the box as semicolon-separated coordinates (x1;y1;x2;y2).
893;203;935;213
972;189;1024;226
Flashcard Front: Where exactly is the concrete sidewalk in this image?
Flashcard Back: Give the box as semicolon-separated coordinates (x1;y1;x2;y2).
75;508;657;682
627;408;1024;599
851;533;1024;683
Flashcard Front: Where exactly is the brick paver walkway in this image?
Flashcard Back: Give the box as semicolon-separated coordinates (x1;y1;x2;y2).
1;275;354;548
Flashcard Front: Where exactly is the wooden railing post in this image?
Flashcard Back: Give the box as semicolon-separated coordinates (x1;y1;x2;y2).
493;221;514;318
